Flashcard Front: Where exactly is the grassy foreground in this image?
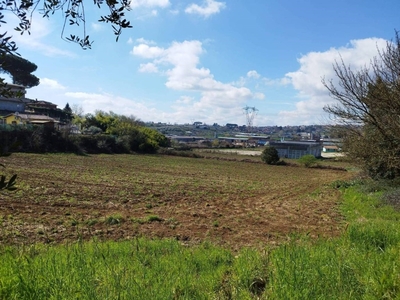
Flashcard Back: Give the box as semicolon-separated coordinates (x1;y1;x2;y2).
1;183;400;299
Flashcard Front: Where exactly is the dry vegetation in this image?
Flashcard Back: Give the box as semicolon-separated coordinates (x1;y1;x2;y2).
0;153;353;250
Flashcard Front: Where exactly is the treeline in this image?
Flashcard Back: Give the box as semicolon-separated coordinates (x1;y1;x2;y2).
1;111;170;154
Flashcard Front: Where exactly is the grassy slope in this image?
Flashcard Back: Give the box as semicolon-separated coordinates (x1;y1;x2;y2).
266;186;400;299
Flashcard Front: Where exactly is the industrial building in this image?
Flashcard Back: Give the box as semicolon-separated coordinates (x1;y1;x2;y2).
269;140;323;159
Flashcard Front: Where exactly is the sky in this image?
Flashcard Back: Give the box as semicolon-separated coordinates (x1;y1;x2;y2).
2;0;400;126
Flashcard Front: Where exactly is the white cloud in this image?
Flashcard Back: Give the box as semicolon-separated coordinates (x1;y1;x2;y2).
64;92;161;121
28;82;171;122
139;63;159;73
136;37;156;45
132;39;254;123
39;78;67;90
247;70;260;79
278;37;388;125
254;92;265;100
185;0;226;18
132;44;164;58
235;70;290;90
130;0;170;8
233;77;246;87
262;77;290;86
176;96;194;104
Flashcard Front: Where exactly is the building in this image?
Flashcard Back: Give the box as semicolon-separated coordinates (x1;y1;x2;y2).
26;100;58;111
226;123;238;129
1;84;71;124
218;136;249;147
4;113;57;128
323;145;339;153
269;140;323;159
0;84;31;114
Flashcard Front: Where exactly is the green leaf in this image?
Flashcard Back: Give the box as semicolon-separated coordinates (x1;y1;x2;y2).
8;174;17;187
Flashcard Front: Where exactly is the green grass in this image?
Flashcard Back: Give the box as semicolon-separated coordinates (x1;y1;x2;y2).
264;185;400;299
1;184;400;299
0;239;261;299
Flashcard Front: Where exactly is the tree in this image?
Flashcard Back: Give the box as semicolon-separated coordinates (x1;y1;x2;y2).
60;103;73;123
70;104;85;129
0;54;39;87
298;155;317;168
63;103;72;114
0;1;132;96
0;0;132;53
71;104;84;118
81;110;118;133
323;31;400;179
261;146;280;165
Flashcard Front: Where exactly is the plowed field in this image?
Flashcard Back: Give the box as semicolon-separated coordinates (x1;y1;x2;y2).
1;153;352;250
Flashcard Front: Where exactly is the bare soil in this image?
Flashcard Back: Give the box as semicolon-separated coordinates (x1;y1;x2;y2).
0;153;353;250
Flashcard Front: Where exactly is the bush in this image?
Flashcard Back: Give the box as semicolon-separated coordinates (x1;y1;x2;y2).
29;127;79;153
381;188;400;210
261;147;280;165
298;155;317;168
87;126;103;135
1;123;169;155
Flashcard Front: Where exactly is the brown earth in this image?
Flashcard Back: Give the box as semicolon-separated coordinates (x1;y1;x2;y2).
0;153;354;251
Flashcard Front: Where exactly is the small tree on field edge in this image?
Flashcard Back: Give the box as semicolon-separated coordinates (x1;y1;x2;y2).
261;147;280;165
298;155;317;168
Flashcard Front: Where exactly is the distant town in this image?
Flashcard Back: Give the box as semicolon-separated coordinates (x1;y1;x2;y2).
148;121;335;141
1;83;341;159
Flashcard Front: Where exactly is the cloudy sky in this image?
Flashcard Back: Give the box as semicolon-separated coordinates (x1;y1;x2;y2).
2;0;400;125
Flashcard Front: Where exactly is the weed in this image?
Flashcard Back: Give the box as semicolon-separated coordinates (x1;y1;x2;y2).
146;215;163;223
105;214;124;225
131;217;145;224
331;179;361;189
85;219;98;226
166;218;179;224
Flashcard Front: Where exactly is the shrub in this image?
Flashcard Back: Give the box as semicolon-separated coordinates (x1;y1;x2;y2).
147;215;163;222
87;126;103;135
261;147;280;165
381;188;400;210
1;122;168;155
115;136;131;153
105;214;124;225
298;155;317;168
331;179;361;189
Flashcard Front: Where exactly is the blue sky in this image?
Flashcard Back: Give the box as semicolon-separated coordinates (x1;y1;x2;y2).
3;0;400;126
